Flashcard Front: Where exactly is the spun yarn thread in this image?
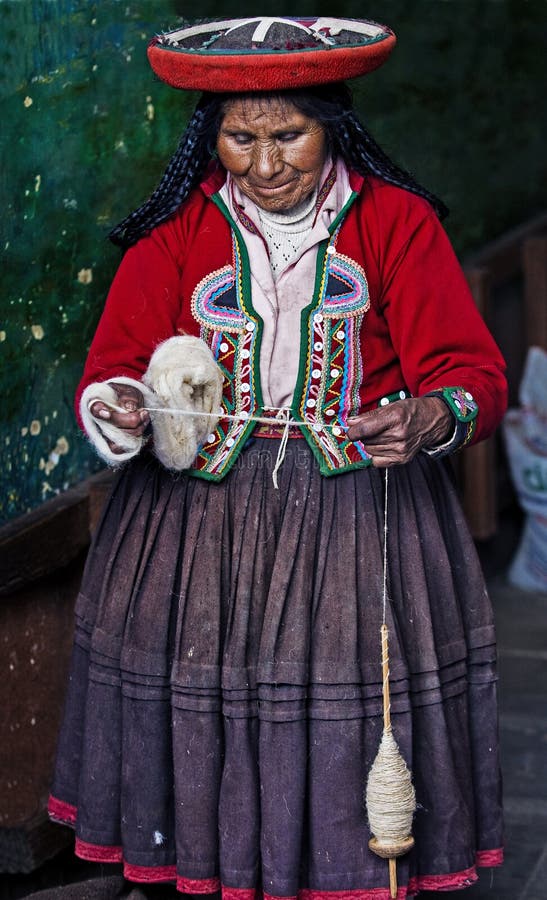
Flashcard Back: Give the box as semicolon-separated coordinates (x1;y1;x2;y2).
366;728;416;844
365;469;416;898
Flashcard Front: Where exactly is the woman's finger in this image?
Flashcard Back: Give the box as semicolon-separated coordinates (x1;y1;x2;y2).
90;383;149;431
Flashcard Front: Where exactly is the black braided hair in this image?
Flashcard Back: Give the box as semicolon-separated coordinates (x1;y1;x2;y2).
108;94;221;247
109;83;447;249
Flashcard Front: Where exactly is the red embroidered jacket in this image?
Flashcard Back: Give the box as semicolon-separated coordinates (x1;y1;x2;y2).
77;167;507;473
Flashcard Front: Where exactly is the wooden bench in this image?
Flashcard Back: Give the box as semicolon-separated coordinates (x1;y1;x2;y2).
0;472;113;874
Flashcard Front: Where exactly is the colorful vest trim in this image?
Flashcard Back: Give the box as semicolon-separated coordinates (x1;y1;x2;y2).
188;193;374;480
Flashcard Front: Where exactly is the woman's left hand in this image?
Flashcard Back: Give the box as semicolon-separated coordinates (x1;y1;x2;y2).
347;397;453;467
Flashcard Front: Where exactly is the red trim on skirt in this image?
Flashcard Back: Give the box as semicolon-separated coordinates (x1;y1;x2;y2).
49;794;503;898
125;862;178;883
48;795;77;825
178;876;222;893
76;838;122;864
476;848;504;867
222;890;256;900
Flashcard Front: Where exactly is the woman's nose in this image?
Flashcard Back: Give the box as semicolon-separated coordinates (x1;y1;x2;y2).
252;142;283;179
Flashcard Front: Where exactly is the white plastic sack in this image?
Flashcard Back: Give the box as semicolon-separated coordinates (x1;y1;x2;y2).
503;346;547;592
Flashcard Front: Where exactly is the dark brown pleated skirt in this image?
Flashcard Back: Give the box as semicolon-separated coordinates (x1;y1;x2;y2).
49;439;503;899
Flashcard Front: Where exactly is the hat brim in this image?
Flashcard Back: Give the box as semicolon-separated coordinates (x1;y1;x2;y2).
147;21;396;92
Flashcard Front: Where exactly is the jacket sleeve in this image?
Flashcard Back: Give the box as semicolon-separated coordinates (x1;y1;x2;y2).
375;196;507;445
75;220;188;430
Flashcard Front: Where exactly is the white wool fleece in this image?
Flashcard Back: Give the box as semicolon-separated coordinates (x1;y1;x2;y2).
142;336;224;471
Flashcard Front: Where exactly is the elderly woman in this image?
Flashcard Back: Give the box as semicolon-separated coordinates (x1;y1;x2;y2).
49;18;505;900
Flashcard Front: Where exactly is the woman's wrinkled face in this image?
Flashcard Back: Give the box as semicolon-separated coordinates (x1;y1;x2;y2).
216;97;328;213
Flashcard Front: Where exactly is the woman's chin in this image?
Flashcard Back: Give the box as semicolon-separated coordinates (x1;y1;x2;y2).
250;186;313;213
248;186;297;211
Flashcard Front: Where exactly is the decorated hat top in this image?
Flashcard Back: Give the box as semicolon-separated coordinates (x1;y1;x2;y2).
147;17;396;93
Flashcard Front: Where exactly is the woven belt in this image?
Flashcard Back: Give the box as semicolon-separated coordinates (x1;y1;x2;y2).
254;422;304;439
250;408;303;440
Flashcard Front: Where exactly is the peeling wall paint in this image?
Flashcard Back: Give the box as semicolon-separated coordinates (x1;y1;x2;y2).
1;0;546;522
1;0;195;521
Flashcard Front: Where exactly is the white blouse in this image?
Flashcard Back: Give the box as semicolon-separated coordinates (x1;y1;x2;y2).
219;158;352;409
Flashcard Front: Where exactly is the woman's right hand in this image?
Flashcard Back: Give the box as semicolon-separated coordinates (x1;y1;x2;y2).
90;382;150;454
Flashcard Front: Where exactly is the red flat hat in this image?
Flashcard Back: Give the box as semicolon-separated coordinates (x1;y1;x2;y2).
147;17;396;93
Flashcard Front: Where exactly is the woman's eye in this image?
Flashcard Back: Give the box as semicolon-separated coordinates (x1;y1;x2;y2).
277;132;300;143
233;133;253;145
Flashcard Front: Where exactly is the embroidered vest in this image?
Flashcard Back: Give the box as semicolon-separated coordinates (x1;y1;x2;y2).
188;192;373;480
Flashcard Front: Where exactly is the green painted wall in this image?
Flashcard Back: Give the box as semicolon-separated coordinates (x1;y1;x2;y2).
1;0;546;523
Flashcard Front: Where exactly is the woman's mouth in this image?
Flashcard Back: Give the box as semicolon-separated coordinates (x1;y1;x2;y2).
251;180;295;194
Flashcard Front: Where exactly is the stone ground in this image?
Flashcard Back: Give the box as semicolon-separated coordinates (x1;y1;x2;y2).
421;574;547;900
3;517;546;900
